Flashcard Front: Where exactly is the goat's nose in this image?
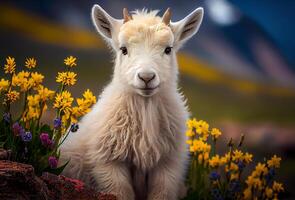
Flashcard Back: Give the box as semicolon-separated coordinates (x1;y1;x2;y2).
138;72;156;84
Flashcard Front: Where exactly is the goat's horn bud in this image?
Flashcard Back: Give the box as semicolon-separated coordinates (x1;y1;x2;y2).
162;8;171;25
123;8;132;23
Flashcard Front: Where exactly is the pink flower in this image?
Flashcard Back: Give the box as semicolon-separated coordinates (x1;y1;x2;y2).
40;133;54;148
48;156;58;168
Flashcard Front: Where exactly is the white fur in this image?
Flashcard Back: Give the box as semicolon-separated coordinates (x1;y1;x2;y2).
60;5;203;200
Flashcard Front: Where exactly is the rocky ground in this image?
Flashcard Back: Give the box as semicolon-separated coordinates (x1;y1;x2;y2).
0;150;116;200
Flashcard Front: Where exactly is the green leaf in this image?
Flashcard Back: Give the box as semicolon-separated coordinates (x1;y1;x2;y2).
44;159;70;175
40;124;53;135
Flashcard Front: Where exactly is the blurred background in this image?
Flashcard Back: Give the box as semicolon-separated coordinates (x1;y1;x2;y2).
0;0;294;198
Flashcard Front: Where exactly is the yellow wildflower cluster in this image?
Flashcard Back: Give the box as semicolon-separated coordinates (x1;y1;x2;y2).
185;118;284;199
71;89;97;123
12;70;44;92
208;150;253;181
186;119;213;165
23;94;42;121
30;72;44;88
243;155;283;199
0;55;99;178
186;119;223;164
53;91;74;113
186;119;226;166
12;71;30;91
22;86;55;122
53;56;96;131
3;56;16;74
38;86;55;101
56;72;77;86
1;55;95;129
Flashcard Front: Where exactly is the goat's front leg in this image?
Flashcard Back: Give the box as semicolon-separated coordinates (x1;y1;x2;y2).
92;161;135;200
147;155;186;200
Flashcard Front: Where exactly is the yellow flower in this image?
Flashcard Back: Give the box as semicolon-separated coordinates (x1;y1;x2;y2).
83;89;96;104
70;89;96;123
64;56;77;67
209;155;221;168
195;120;209;141
27;95;40;107
243;188;252;199
272;181;284;192
192;139;211;152
220;156;228;165
211;128;221;139
226;162;239;172
245;176;262;190
3;56;16;74
24;107;39;121
5;90;20;103
185;129;194;137
267;155;281;168
15;71;30;79
22;95;46;121
243;152;253;164
12;71;32;92
30;72;44;88
254;163;268;176
232;150;244;162
56;72;77;86
0;79;10;92
196;120;209;135
186;118;198;130
265;187;273;198
25;58;37;69
37;86;55;101
230;172;239;181
189;145;195;153
221;152;231;164
53;90;73;112
186;139;193;145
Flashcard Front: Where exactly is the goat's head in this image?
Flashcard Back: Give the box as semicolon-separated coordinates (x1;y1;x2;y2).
92;5;203;97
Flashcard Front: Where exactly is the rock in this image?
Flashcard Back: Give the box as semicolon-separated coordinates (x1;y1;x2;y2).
40;172;116;200
0;160;48;200
0;149;11;160
0;160;116;200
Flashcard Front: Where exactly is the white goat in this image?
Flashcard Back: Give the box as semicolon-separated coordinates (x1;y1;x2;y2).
60;4;203;200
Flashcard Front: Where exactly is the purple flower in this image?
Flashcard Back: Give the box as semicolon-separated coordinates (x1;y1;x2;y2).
210;172;220;181
237;161;245;170
3;113;11;123
21;131;32;142
40;133;54;148
54;118;62;129
12;122;25;136
70;123;79;132
48;156;58;169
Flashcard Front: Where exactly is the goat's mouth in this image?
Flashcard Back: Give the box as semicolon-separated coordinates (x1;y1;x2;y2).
135;85;159;97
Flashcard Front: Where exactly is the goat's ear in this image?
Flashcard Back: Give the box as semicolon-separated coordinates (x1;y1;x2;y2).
171;7;204;49
91;4;122;44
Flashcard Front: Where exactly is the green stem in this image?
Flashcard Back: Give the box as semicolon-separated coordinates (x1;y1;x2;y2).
57;127;71;148
36;101;45;127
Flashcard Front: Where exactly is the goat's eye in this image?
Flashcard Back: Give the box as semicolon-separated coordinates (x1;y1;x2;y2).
120;47;128;55
164;47;172;55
